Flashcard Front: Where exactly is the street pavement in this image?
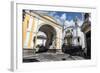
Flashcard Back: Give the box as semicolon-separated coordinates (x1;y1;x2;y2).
23;51;85;62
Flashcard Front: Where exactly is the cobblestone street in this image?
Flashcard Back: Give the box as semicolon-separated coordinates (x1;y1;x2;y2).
23;51;85;62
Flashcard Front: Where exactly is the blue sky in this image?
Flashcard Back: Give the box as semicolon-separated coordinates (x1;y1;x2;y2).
49;11;83;21
35;10;85;27
46;11;84;27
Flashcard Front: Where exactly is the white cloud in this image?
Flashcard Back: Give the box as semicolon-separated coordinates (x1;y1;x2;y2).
48;12;83;27
53;15;63;25
48;12;63;25
77;19;84;27
54;15;60;19
64;20;75;27
60;13;67;21
49;13;67;25
64;19;83;28
52;13;67;25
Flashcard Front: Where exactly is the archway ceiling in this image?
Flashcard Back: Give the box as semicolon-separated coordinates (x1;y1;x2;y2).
39;25;56;37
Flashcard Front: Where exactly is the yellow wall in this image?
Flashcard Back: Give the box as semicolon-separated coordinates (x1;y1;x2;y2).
22;14;30;48
23;14;36;49
27;17;35;48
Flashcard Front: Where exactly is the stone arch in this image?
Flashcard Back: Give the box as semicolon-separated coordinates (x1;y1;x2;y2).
32;20;62;50
36;31;47;46
23;11;62;50
38;24;57;49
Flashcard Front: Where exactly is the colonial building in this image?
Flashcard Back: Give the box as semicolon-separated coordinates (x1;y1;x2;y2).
81;13;91;59
22;10;63;52
63;19;86;50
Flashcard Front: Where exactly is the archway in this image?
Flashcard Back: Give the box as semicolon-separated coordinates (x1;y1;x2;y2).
36;31;47;46
38;24;56;49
